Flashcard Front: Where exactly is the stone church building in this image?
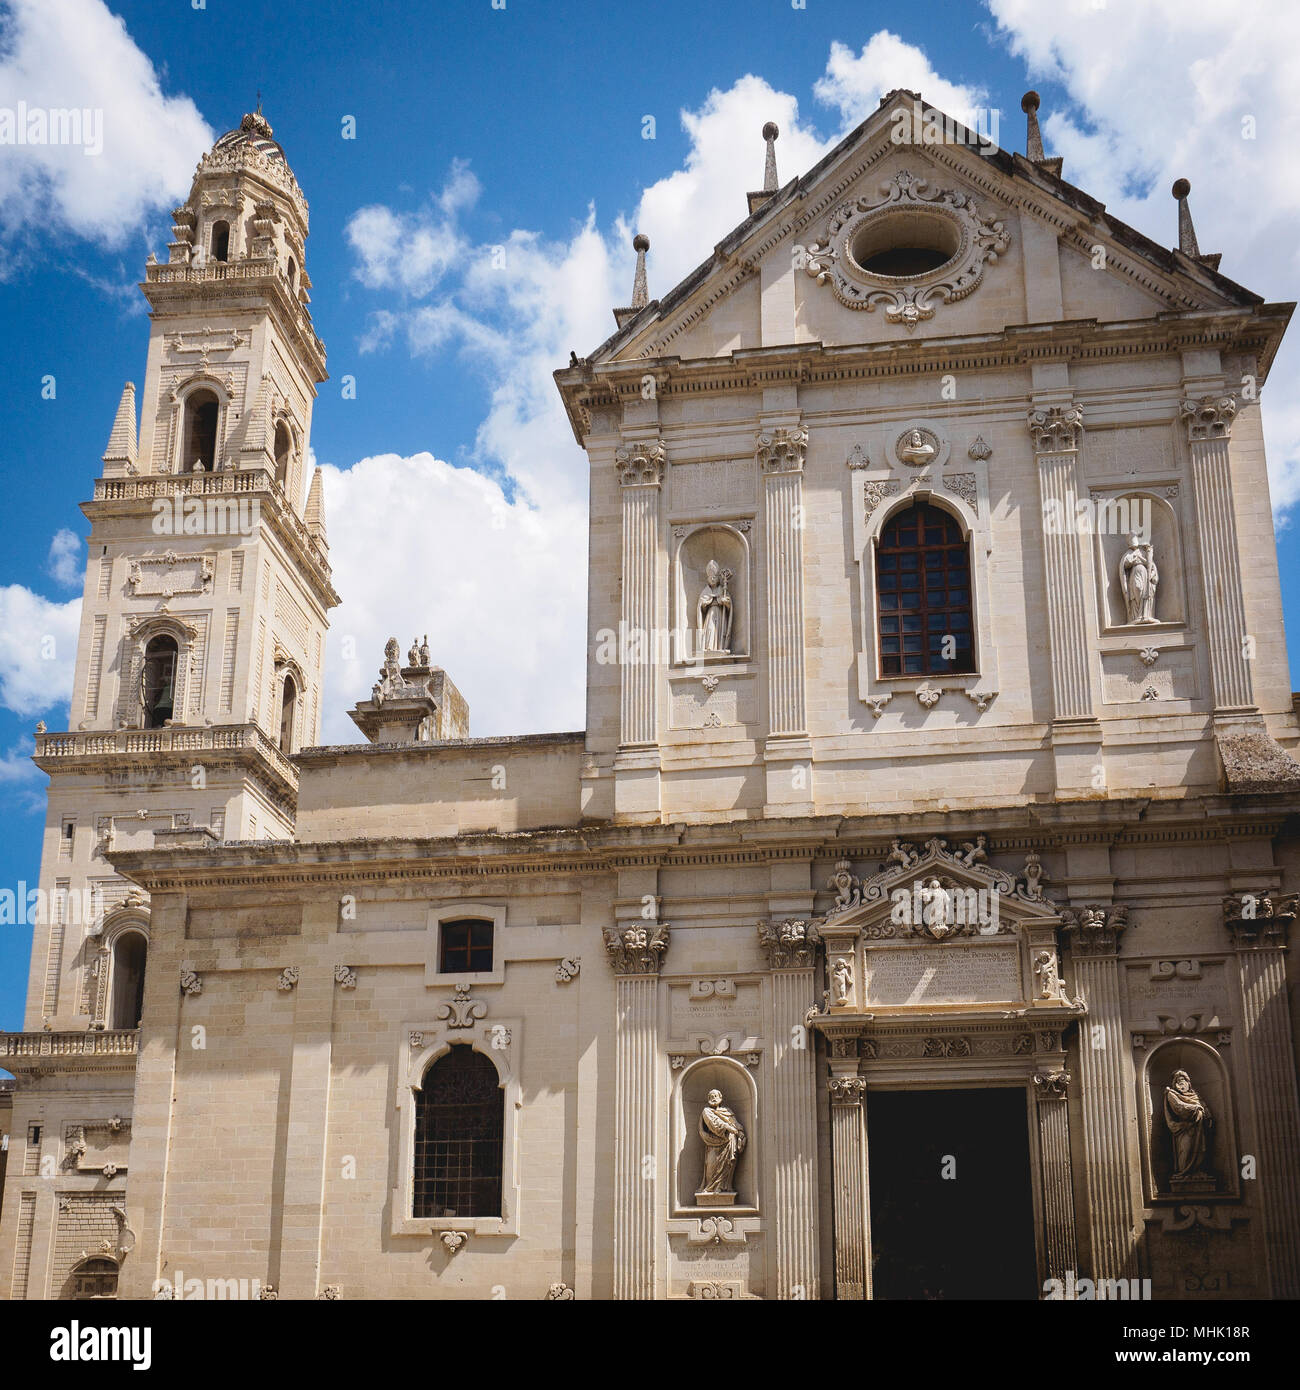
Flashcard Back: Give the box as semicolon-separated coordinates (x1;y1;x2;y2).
2;90;1300;1301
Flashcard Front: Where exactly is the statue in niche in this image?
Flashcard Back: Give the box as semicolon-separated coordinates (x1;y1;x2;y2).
696;560;734;654
1164;1068;1214;1183
698;1089;746;1200
1119;533;1160;625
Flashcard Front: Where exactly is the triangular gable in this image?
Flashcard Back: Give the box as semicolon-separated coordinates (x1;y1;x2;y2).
589;89;1262;366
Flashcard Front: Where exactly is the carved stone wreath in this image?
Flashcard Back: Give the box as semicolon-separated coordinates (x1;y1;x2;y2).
804;169;1009;329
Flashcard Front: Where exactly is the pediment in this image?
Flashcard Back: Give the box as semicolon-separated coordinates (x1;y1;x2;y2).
820;835;1062;942
588;89;1259;369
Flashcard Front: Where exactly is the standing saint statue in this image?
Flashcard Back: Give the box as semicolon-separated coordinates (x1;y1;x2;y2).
1164;1068;1213;1182
698;1089;746;1198
1119;534;1159;625
696;560;734;654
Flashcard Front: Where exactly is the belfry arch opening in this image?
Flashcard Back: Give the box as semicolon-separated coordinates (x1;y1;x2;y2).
182;389;220;471
141;634;178;728
274;421;293;492
109;929;148;1030
210;220;230;263
279;672;298;753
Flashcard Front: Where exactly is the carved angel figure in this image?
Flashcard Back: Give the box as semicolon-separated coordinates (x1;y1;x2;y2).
828;860;862;912
1119;534;1159;625
832;955;854;1005
697;560;734;654
1020;851;1046;901
1034;950;1067;1002
699;1090;746;1195
1164;1069;1213;1181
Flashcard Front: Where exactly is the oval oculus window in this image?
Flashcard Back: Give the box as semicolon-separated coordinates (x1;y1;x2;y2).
849;210;962;280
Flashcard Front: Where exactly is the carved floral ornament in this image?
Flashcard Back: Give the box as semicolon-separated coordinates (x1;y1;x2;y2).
615;438;666;487
803;169;1010;329
1222;891;1297;946
1060;904;1130;956
1033;1068;1071;1101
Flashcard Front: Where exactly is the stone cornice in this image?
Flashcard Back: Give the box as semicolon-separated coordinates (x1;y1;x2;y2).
555;305;1290;444
106;792;1300;895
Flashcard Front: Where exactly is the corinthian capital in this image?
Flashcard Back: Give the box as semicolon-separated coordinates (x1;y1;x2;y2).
757;917;821;970
1060;904;1129;957
615;438;666;487
1027;404;1083;453
1223;891;1296;948
603;922;670;975
827;1075;866;1105
757;425;808;473
1180;394;1237;442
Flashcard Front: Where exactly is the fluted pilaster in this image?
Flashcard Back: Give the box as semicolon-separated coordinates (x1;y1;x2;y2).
1225;900;1300;1296
1063;905;1140;1281
828;1071;870;1300
759;427;808;736
1033;1068;1079;1286
1182;395;1253;710
615;439;665;747
1028;404;1094;721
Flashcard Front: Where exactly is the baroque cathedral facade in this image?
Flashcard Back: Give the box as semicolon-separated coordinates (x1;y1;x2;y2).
2;90;1300;1301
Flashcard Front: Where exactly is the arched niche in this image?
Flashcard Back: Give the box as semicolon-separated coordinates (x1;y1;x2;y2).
673;523;750;664
674;1056;758;1213
1095;491;1185;629
1140;1036;1239;1202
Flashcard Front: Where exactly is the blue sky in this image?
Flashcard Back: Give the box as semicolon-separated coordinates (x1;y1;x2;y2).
2;0;1299;1030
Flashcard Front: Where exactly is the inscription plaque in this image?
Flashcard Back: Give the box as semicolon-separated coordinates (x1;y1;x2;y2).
865;944;1021;1006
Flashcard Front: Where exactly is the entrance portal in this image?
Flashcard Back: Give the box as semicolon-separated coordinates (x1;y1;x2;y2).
867;1087;1038;1300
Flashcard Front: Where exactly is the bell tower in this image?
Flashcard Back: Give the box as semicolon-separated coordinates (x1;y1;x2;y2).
25;106;337;1031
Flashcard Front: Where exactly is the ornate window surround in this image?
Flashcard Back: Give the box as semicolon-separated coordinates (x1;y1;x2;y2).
117;613;200;730
853;474;999;704
392;1021;522;1238
88;906;150;1027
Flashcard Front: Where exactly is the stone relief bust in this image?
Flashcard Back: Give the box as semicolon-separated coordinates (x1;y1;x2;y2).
898;428;938;466
1164;1068;1213;1183
697;1089;746;1201
696;560;734;654
1119;534;1160;624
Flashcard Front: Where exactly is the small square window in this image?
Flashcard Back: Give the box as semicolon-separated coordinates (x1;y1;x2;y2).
439;919;494;974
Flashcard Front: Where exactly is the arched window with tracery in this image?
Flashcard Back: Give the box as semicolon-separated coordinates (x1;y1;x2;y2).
413;1047;503;1219
141;635;178;728
109;929;147;1030
876;499;975;676
64;1257;118;1300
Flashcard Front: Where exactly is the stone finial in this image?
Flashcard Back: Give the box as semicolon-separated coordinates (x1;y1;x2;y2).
630;233;650;310
1020;91;1063;177
1021;91;1044;161
1170;176;1209;264
102;382;138;471
762;121;779;192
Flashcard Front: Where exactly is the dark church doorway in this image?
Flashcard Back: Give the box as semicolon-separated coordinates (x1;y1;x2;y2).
867;1086;1038;1300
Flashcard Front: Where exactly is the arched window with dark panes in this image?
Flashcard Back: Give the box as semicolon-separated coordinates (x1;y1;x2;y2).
210;220;230;263
413;1047;503;1219
273;421;293;492
182;389;219;471
279;673;297;753
109;930;147;1030
141;635;178;728
876;500;975;676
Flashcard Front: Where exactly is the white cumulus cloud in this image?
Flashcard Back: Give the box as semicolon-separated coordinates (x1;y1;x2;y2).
0;584;81;719
0;0;212;258
45;527;81;588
